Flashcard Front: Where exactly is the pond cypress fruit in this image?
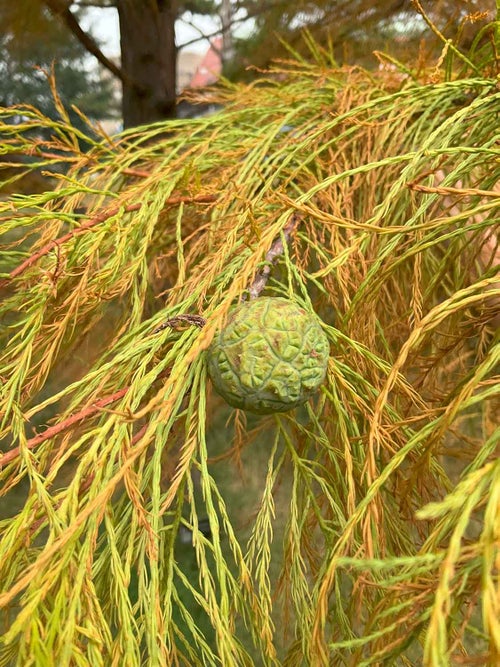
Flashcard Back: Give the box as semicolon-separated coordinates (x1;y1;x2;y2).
207;297;329;414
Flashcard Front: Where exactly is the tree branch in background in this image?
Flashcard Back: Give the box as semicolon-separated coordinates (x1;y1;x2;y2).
177;2;277;50
73;1;117;7
178;16;223;58
41;0;126;83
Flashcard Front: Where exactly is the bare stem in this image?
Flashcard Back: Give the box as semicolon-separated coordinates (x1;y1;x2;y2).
0;195;216;289
0;204;140;289
247;213;301;300
0;387;129;467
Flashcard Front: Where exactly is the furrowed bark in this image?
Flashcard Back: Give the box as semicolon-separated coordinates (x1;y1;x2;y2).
118;0;177;127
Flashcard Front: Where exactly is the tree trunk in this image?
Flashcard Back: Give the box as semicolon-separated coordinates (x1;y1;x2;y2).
118;0;177;128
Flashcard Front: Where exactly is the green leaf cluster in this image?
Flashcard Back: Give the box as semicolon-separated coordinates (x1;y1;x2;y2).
0;28;499;666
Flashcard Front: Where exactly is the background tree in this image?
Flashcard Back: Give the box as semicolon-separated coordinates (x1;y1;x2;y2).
229;0;493;76
0;0;115;131
5;1;494;128
42;0;219;127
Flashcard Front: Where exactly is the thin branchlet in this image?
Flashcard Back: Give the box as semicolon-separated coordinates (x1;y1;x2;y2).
246;213;301;300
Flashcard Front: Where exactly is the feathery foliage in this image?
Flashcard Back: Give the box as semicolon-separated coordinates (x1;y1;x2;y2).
1;22;499;667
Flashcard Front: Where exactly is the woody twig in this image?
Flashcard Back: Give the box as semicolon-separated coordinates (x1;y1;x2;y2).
0;194;216;290
246;213;301;300
0;387;130;467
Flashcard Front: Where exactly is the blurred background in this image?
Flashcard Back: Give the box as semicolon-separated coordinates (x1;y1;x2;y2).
0;1;493;133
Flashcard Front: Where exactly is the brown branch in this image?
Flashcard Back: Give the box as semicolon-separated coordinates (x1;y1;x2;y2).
164;194;217;206
0;362;175;467
247;213;301;300
28;150;81;162
408;183;500;198
0;387;129;468
122;167;152;178
41;0;127;84
0;203;141;289
0;194;216;289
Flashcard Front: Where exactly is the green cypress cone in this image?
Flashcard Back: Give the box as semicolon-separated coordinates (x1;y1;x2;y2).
207;297;330;414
